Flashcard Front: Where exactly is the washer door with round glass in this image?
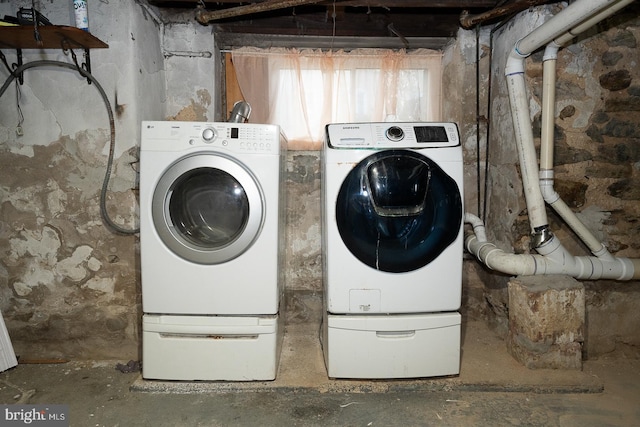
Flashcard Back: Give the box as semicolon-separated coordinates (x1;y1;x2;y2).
152;152;264;265
336;150;462;273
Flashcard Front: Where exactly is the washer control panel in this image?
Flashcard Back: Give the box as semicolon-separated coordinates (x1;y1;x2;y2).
326;122;460;149
141;121;282;154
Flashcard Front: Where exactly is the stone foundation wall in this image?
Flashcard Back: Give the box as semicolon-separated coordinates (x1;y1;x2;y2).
480;4;640;357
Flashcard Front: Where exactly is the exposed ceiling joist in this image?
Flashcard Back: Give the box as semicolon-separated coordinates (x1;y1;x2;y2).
192;0;505;24
154;0;499;6
461;0;557;29
196;0;324;24
149;0;538;38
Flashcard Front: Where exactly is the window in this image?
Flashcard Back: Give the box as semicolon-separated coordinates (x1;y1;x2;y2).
230;48;442;149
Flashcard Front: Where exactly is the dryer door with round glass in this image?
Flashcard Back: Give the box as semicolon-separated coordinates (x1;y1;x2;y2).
336;150;462;273
152;152;264;265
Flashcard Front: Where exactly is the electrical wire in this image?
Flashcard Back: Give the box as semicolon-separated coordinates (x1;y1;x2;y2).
475;26;482;218
331;0;336;50
15;82;24;133
482;15;516;224
0;60;139;235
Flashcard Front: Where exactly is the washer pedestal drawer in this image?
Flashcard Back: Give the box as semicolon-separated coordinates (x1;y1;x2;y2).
142;314;282;381
322;312;461;379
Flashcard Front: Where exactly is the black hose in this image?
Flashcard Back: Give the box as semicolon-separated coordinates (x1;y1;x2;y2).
0;60;139;235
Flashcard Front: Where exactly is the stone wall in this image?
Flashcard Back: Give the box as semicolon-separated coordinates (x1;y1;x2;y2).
285;152;322;292
442;27;493;321
480;3;640;356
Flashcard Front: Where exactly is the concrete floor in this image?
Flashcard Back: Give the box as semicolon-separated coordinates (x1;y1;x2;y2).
1;294;639;426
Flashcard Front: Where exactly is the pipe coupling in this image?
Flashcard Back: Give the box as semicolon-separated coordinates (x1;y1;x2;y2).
531;225;554;249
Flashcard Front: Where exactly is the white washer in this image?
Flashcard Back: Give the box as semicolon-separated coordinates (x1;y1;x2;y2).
140;121;286;381
322;122;463;379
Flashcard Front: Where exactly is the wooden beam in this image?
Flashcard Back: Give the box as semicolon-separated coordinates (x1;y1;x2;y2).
319;1;497;7
156;0;498;7
459;0;553;28
195;0;325;24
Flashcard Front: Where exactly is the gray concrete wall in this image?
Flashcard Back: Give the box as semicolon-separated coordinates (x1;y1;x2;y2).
0;0;163;359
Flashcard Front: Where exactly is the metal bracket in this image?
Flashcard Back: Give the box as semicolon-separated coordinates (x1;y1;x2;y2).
0;42;91;86
61;38;92;85
15;48;23;85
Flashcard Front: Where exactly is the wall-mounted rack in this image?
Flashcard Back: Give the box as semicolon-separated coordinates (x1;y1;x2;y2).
0;25;108;84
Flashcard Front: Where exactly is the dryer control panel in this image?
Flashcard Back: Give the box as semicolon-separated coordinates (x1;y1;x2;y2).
141;121;282;155
326;122;459;149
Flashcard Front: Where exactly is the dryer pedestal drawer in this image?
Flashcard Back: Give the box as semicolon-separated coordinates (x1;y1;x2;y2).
322;312;461;379
142;314;282;381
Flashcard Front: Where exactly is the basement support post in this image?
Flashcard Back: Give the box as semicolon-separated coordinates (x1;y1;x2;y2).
507;275;585;370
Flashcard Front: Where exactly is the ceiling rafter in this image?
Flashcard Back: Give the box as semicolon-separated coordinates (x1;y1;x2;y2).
149;0;526;38
196;0;325;24
154;0;499;6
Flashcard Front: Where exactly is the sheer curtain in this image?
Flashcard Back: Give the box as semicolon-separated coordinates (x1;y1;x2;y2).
232;47;442;150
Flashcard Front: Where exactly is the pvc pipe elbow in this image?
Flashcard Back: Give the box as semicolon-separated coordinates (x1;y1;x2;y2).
464;213;488;242
543;42;561;61
531;226;554;249
539;173;560;204
506;44;527;76
534;234;565;262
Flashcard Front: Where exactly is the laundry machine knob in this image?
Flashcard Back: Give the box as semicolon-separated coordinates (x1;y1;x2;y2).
202;128;217;142
386;126;404;141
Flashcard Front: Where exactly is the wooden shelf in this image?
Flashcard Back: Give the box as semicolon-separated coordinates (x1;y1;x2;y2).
0;25;108;50
0;25;108;85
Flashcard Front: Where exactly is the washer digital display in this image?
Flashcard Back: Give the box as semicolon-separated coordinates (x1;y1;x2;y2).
414;126;448;143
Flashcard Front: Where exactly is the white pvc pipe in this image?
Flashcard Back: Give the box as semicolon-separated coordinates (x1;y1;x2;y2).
507;73;548;232
503;0;632;237
554;0;636;47
542;194;614;260
503;0;632;232
467;0;640;281
539;43;614;260
464;214;640;280
506;72;549;231
540;44;558;172
515;0;627;57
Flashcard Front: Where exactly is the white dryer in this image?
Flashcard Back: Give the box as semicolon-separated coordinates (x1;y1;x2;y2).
140;121;286;381
322;122;463;379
